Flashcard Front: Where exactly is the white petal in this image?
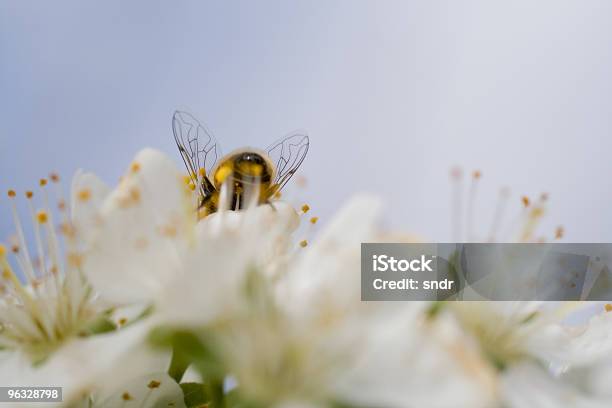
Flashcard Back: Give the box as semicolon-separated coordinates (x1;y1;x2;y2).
202;200;299;235
0;321;166;405
277;195;382;319
71;170;111;227
529;310;612;367
314;194;382;247
156;231;260;326
333;309;497;408
157;201;300;326
501;362;609;408
92;372;186;408
83;148;194;304
0;352;64;408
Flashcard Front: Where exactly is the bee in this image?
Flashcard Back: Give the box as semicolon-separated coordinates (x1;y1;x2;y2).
172;111;309;218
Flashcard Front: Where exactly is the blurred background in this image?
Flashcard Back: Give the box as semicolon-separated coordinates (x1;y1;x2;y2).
1;1;612;242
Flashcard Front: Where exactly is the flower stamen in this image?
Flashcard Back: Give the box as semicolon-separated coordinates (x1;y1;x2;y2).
466;170;481;241
77;189;92;202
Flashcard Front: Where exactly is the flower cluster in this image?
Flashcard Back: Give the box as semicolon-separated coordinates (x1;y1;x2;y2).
2;149;612;408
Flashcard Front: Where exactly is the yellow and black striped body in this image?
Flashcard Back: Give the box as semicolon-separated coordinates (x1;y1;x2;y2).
197;149;276;218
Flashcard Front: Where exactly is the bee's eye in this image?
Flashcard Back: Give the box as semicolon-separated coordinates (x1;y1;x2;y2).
240;152;263;164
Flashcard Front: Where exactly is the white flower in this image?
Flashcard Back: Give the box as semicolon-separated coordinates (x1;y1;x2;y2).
156;204;299;327
0;170;182;405
200;196;497;408
81;149;195;305
441;302;549;369
81;148;300;329
10;151;608;408
0;174;109;362
519;306;612;407
0;321;171;406
436;301;612;407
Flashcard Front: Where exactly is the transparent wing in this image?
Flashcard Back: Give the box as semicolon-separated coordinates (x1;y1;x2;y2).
172;111;221;195
266;132;309;192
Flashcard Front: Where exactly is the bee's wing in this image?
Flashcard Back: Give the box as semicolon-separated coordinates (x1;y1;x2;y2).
172;111;222;195
265;131;309;193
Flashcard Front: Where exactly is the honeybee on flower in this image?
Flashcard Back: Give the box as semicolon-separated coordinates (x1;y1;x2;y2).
172;111;309;218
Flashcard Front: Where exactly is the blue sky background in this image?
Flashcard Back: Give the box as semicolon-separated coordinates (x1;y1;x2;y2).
2;1;612;242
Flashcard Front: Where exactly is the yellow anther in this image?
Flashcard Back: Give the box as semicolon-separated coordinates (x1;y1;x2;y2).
117;187;141;208
130;187;141;202
36;210;49;224
130;162;141;173
39;178;48;187
301;204;310;213
147;380;161;389
183;175;192;185
77;188;92;202
7;190;16;198
50;173;60;183
299;240;308;248
188;182;196;191
215;164;233;184
198;167;206;177
2;269;11;279
158;224;178;237
530;206;544;218
67;253;84;268
60;222;76;238
121;392;132;401
25;191;33;199
310;216;319;225
521;196;530;207
605;304;612;312
0;244;6;257
118;317;127;326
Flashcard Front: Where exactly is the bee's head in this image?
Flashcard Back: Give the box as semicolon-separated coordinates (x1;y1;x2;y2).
236;151;265;168
234;151;274;182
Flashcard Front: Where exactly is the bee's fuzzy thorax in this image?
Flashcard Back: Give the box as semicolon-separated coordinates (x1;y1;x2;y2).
211;147;277;185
